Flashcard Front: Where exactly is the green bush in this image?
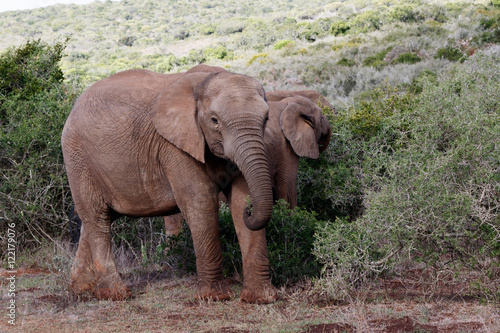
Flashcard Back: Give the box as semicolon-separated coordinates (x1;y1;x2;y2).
0;39;76;250
350;10;382;33
162;220;197;274
118;36;136;46
392;52;422;64
337;57;356;67
435;46;466;62
388;5;420;23
247;52;269;65
203;45;232;61
330;20;351;36
265;200;321;284
273;39;295;50
199;25;216;35
297;87;414;222
0;39;65;100
362;46;393;68
164;201;322;285
314;50;500;300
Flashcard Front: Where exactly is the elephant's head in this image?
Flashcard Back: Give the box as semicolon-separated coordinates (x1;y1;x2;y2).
151;71;272;230
275;95;332;158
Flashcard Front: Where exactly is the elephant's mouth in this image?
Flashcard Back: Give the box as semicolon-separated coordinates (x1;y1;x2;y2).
210;141;225;157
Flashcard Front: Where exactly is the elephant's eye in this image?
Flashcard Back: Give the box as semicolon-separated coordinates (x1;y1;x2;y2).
211;116;219;125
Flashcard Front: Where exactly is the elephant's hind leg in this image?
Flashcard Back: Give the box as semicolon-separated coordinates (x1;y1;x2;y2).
70;222;95;299
69;178;130;300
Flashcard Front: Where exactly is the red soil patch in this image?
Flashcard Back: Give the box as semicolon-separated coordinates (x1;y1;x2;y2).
382;316;438;332
303;323;355;333
0;267;52;277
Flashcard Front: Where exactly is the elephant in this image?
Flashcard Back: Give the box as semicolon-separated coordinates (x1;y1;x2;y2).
164;87;332;303
61;66;275;303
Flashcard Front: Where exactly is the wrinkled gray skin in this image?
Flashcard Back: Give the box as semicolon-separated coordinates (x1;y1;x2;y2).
61;65;274;302
165;74;332;303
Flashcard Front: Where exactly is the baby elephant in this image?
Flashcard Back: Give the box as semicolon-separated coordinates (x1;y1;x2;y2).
165;89;332;303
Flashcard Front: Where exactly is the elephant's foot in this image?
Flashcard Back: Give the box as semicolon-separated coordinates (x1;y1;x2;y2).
95;272;131;300
196;280;233;301
69;276;96;300
240;283;279;304
70;268;130;301
70;262;97;300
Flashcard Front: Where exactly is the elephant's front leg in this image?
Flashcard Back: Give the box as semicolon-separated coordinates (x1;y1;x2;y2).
229;177;278;304
168;163;232;301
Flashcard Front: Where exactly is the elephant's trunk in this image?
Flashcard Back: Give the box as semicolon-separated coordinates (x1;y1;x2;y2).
232;129;273;231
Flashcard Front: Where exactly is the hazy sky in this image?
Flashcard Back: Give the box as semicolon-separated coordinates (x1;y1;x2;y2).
0;0;104;13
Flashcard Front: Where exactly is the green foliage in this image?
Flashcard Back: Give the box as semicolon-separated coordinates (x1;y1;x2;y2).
203;45;232;61
314;217;385;298
0;39;65;100
362;46;393;68
436;45;467;62
164;201;322;285
408;70;437;94
388;5;416;22
118;36;136;47
163;220;197;274
392;52;421;64
219;201;322;285
265;200;321;285
350;10;382;33
0;0;499;299
476;8;500;44
0;39;75;249
247;53;269;66
314;50;500;300
200;25;216;35
273;40;295;50
330;20;350;36
337;57;356;67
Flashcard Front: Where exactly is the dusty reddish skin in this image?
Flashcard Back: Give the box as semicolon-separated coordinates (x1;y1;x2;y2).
62;64;275;302
165;72;332;304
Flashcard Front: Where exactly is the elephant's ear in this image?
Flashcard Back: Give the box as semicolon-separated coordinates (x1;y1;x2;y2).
151;72;211;163
319;115;332;153
280;101;320;159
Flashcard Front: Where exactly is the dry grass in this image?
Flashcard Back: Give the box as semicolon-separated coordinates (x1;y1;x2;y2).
1;252;499;333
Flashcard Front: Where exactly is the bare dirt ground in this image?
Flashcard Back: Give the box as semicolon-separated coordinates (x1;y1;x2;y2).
1;265;499;333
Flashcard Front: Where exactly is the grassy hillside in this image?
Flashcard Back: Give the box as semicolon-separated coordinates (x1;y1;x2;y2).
0;0;498;106
1;0;499;306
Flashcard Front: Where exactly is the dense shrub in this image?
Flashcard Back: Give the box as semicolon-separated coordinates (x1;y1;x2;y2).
118;36;136;47
273;39;294;50
203;45;232;61
0;39;65;100
164;201;322;285
362;46;393;68
337;57;356;67
330;20;351;36
247;52;270;65
297;87;414;221
435;45;467;62
314;49;500;300
392;52;422;64
0;39;75;250
388;4;420;23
